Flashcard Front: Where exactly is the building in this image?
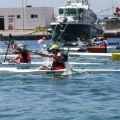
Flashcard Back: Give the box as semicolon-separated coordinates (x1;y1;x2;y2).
0;6;54;30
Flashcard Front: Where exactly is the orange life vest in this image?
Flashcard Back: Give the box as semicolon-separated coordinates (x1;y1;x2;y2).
52;54;65;70
16;53;31;63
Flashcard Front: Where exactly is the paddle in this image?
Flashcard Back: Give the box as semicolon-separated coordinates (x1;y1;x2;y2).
3;58;19;63
57;23;68;40
4;34;12;62
30;50;63;63
0;34;9;45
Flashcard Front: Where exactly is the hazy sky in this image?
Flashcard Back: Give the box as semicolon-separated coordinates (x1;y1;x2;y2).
0;0;119;15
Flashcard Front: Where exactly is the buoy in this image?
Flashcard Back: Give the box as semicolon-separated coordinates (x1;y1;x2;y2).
38;37;46;44
112;53;120;60
8;25;13;30
42;37;46;40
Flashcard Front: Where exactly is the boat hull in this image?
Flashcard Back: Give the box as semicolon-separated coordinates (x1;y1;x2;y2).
57;46;120;53
50;23;103;41
87;46;120;53
104;20;120;38
0;62;101;67
87;46;106;53
0;68;66;76
0;67;120;76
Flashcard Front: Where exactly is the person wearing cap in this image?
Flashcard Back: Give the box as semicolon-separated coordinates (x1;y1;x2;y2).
5;44;31;63
9;40;17;49
32;44;68;70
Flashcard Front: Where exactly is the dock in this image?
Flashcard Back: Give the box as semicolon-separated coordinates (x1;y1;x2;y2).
0;30;52;40
104;30;120;38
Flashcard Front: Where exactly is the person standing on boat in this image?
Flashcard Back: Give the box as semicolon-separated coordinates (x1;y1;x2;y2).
5;44;31;63
32;44;68;70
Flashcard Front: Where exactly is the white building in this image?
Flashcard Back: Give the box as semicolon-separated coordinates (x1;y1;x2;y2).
0;6;54;30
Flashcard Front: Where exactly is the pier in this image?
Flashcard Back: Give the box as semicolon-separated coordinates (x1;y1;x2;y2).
104;30;120;38
0;30;52;40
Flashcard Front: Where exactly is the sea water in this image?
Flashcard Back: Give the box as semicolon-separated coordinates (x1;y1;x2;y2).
0;39;120;120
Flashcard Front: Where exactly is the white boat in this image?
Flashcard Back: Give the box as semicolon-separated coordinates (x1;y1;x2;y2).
0;53;112;59
1;52;120;61
0;54;39;58
103;7;120;38
0;67;120;76
0;62;102;67
0;67;67;76
74;68;120;73
68;52;112;57
68;52;120;60
50;0;103;41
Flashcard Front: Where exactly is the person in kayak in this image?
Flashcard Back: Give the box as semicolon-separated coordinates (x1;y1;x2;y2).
9;40;17;49
32;44;68;70
5;44;31;63
99;37;108;47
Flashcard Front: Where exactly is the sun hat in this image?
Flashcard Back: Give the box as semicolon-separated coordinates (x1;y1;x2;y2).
50;44;59;50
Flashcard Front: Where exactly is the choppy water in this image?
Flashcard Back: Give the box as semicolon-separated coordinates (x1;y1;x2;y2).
0;39;120;120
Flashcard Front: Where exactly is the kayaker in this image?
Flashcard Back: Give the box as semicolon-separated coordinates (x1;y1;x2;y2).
99;37;108;47
32;44;68;70
9;40;17;49
5;44;31;63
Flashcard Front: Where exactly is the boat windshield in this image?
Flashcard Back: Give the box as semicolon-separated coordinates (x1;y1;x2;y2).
59;8;83;14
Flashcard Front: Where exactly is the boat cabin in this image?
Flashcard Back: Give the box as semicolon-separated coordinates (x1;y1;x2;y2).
55;0;97;24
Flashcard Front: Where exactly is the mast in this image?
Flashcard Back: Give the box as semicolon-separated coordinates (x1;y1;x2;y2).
84;0;88;5
112;0;114;16
88;0;90;9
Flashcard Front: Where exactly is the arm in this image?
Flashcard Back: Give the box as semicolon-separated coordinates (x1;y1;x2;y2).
5;58;19;63
9;48;20;54
52;55;64;63
53;52;65;64
32;51;52;58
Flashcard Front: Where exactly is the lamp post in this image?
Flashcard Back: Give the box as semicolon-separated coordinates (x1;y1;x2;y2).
22;0;24;30
26;0;27;7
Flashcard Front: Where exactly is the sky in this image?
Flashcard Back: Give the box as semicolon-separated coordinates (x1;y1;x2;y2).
0;0;119;16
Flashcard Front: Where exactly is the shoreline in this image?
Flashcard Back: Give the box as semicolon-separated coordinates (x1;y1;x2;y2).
0;30;52;40
0;30;119;41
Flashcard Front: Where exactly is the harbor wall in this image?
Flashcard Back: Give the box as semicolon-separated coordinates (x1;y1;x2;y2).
0;30;52;40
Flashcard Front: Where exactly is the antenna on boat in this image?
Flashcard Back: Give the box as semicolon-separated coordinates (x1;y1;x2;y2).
84;0;88;5
67;0;72;4
111;0;114;16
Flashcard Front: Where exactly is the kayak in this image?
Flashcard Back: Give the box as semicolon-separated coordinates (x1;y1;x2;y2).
0;53;112;58
0;62;103;67
74;68;120;73
68;52;120;60
0;67;120;76
68;52;112;57
0;54;39;58
0;67;67;76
